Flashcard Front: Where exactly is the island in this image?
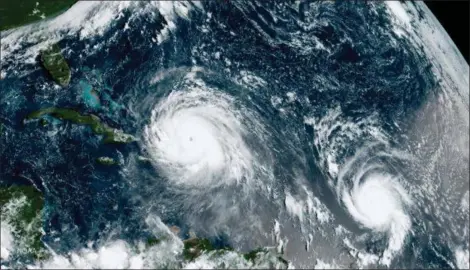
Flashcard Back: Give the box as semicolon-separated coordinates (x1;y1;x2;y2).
96;156;117;166
40;44;71;87
25;107;136;144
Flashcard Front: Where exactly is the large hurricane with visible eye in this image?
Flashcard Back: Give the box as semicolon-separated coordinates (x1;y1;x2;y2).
0;1;468;269
139;70;284;247
143;72;270;190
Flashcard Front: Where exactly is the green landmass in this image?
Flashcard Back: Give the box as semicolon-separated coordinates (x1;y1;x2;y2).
146;237;161;248
0;185;48;260
26;107;136;144
40;44;71;87
242;247;288;268
96;156;117;165
39;118;48;127
243;247;266;262
0;0;77;31
182;237;215;261
181;237;288;268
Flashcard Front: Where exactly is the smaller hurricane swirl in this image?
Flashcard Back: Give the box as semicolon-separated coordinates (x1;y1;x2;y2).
337;145;413;266
307;107;415;267
143;71;270;190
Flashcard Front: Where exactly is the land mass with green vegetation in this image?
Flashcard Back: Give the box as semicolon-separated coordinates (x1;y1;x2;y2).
0;185;48;260
96;156;117;165
26;107;136;144
0;0;77;31
40;44;71;87
181;237;288;267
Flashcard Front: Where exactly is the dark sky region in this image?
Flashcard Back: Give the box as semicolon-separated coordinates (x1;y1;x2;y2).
424;1;469;64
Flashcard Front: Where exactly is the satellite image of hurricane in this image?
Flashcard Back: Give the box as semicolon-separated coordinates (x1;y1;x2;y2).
0;1;468;269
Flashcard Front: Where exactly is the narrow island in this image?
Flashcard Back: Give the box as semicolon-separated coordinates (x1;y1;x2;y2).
25;107;136;144
96;156;117;165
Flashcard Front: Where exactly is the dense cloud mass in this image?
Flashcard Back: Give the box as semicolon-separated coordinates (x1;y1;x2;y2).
0;1;468;269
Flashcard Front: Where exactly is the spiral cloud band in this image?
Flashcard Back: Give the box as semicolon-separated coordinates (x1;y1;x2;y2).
337;147;413;266
143;72;268;189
